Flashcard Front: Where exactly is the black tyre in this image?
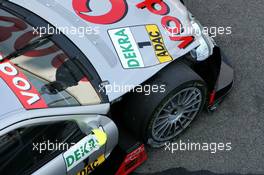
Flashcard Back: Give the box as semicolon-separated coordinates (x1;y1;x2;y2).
121;61;207;147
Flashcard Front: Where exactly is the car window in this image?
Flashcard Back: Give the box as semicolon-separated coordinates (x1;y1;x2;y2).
0;9;102;108
0;121;85;175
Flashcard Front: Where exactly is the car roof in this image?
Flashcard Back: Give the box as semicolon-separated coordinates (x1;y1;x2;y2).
10;0;200;101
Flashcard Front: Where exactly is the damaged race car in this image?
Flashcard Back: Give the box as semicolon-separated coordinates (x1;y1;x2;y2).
0;0;234;174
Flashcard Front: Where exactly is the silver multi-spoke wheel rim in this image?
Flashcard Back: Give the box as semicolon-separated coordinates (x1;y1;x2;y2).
152;87;203;142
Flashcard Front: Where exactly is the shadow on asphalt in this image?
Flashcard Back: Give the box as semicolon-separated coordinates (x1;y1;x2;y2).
132;167;262;175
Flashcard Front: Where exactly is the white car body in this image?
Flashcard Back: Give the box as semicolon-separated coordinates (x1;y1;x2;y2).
10;0;213;101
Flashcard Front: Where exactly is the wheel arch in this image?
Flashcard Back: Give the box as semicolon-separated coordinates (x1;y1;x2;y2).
118;59;207;142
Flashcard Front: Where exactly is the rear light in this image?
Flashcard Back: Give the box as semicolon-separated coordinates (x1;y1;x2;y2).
115;144;147;175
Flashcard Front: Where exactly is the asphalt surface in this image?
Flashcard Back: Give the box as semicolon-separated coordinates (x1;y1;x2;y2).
133;0;264;174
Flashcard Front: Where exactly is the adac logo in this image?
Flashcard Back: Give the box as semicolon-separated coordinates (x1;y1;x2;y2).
77;155;105;175
72;0;127;24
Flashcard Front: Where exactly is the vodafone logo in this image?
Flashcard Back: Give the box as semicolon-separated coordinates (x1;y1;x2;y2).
72;0;194;49
0;61;47;109
72;0;127;24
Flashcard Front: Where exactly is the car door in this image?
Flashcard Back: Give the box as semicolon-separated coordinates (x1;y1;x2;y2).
0;113;118;175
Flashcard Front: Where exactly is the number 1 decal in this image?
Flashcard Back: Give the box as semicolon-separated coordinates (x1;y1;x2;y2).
72;0;127;24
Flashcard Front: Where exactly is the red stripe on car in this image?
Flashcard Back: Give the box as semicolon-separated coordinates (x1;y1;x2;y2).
0;60;47;109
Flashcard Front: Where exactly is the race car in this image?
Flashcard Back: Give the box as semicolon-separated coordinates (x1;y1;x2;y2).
0;0;234;174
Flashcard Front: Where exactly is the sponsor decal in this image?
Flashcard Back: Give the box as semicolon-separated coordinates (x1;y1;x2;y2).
136;0;169;15
76;155;105;175
72;0;127;25
109;25;173;68
63;130;107;171
92;129;107;146
108;28;144;69
145;24;173;63
72;0;194;49
0;60;47;109
137;0;194;49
